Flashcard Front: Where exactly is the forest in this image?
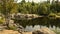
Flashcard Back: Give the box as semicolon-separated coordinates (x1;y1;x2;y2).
0;0;60;15
0;0;60;28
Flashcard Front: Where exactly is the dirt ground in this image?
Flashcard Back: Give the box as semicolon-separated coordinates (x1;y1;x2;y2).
0;30;20;34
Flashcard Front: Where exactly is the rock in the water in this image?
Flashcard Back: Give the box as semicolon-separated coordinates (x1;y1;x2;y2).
32;28;56;34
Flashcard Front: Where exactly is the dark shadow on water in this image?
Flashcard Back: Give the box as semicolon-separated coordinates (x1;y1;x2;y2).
14;17;60;28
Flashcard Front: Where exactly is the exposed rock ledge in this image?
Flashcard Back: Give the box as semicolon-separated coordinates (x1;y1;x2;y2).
0;28;56;34
32;28;56;34
0;30;20;34
22;28;56;34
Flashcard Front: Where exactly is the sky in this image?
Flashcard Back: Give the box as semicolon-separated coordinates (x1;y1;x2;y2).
17;0;60;3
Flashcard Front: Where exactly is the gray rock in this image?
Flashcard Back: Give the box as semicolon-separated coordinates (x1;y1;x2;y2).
32;28;56;34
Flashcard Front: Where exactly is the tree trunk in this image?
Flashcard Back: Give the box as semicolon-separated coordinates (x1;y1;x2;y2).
5;13;11;29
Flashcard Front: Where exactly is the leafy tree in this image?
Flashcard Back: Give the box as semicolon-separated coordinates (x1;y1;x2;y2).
38;2;50;16
0;0;18;29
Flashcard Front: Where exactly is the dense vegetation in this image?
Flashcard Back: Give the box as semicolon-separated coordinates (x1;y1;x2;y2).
0;0;60;15
0;0;60;28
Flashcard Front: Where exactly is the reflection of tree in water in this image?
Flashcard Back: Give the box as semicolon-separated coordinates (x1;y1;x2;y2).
14;17;60;28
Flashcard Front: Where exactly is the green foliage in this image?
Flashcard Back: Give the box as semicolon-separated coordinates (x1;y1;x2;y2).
38;4;48;14
9;26;17;30
48;13;56;17
0;17;5;24
0;0;60;15
0;0;60;28
8;25;17;30
11;0;60;27
0;0;18;15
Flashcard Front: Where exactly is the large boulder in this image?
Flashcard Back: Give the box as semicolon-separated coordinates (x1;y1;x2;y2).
32;28;56;34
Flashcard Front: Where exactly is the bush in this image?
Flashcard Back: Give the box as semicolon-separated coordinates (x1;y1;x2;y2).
9;26;17;30
48;13;56;17
0;17;5;24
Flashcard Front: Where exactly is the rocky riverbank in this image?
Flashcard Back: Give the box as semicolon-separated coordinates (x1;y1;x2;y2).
0;28;56;34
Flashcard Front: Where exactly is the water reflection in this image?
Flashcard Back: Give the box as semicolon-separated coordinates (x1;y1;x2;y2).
15;17;60;28
14;16;60;32
25;25;60;32
25;25;33;31
33;25;40;30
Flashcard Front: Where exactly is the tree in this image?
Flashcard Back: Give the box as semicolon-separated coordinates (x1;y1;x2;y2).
21;0;25;4
52;0;55;4
38;2;50;16
50;0;60;13
0;0;18;29
47;0;50;3
0;0;18;19
56;0;59;3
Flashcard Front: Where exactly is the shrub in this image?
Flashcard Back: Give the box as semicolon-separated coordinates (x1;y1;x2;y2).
0;17;5;24
9;26;17;30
